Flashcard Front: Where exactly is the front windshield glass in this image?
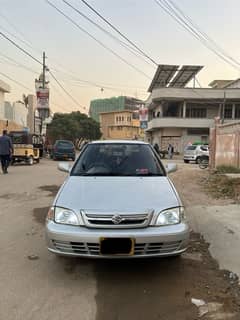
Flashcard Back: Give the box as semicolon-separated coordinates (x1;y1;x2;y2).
71;143;165;176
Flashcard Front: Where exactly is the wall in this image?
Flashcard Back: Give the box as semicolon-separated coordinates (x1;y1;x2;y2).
13;101;28;127
0;119;23;132
27;95;37;133
0;91;4;119
108;126;139;140
210;121;240;168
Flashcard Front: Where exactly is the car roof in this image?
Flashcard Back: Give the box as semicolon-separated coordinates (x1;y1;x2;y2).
89;140;149;145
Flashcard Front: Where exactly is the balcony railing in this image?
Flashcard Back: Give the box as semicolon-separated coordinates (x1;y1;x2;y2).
147;117;214;130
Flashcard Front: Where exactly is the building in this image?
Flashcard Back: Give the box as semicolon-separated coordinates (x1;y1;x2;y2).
100;110;143;140
0;79;11;120
4;101;14;121
89;96;143;122
12;101;28;127
145;65;240;153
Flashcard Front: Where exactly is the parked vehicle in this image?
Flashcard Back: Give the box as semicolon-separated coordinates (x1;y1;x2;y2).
46;140;189;258
183;144;209;163
9;131;40;165
198;154;209;169
51;140;75;161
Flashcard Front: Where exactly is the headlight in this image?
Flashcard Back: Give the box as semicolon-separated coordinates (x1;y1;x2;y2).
54;207;80;226
155;207;185;226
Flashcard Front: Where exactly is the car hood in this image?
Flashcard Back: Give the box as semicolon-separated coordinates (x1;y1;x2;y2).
55;176;180;212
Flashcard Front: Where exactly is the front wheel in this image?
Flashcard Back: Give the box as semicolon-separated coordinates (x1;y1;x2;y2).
199;159;208;169
28;156;34;165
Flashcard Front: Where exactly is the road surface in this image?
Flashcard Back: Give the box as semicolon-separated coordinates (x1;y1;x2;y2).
0;158;239;320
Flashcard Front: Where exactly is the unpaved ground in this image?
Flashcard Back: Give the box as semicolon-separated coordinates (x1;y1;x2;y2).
1;159;240;320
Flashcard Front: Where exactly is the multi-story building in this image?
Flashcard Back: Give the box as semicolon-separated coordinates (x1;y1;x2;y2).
0;79;10;120
100;110;143;140
89;96;143;122
145;65;240;153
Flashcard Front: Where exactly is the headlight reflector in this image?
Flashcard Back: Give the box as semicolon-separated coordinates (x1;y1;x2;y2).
155;207;184;226
54;207;80;225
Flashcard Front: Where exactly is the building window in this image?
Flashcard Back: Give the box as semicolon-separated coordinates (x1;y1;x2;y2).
235;104;240;119
224;105;232;119
186;107;207;118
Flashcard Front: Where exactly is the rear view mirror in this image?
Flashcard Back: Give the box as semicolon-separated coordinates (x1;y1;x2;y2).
166;163;177;174
58;162;72;173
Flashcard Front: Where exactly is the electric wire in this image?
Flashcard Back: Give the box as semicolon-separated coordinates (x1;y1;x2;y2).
45;0;152;80
153;0;240;71
80;0;158;66
0;30;42;65
62;0;155;68
167;0;240;68
49;70;86;111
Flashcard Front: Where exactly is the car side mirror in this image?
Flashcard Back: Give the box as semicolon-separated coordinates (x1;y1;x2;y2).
58;162;72;173
166;163;177;174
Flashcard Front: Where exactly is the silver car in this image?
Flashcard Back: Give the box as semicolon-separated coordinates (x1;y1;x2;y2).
46;140;189;258
184;144;209;163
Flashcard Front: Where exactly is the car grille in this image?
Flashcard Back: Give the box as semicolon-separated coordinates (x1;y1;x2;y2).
52;240;182;256
81;211;153;229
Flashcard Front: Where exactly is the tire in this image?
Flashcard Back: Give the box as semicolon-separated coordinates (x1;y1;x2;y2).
199;160;208;169
36;158;40;163
72;157;75;161
28;156;34;165
184;160;189;163
196;157;201;164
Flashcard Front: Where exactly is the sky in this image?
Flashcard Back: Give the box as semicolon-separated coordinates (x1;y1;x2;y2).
0;0;240;114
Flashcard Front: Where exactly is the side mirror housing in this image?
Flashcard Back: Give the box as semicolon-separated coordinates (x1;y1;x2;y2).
166;163;177;174
58;162;72;173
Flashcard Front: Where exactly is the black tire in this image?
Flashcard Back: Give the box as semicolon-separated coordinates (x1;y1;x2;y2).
199;160;208;169
184;160;189;163
28;156;34;165
36;158;40;163
72;157;75;161
196;157;201;164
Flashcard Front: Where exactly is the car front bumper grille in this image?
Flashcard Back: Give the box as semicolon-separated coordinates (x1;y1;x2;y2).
52;240;183;256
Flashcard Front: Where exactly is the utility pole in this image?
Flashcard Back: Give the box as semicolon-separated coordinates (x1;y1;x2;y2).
42;51;46;89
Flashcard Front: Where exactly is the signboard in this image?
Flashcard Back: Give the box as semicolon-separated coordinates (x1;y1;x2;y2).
36;88;49;109
139;106;148;122
140;121;148;129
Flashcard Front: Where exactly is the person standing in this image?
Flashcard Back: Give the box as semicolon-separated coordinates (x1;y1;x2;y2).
0;130;13;174
153;143;160;154
168;143;174;159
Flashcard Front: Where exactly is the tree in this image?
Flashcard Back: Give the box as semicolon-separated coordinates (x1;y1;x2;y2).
47;112;101;146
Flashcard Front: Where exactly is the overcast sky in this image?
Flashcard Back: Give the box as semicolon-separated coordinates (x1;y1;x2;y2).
0;0;240;114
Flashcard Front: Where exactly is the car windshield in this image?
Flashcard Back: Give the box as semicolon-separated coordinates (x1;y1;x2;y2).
186;146;197;151
71;143;165;176
57;141;73;147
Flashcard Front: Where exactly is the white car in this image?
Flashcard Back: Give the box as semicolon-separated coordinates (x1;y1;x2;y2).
183;145;209;163
46;140;189;258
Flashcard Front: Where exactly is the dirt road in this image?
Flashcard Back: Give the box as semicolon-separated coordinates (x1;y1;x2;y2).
0;159;239;320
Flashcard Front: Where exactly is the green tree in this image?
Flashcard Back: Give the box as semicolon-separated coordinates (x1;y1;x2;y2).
47;112;101;146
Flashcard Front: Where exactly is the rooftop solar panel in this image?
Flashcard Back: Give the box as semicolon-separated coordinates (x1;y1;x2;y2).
169;65;203;88
148;64;179;92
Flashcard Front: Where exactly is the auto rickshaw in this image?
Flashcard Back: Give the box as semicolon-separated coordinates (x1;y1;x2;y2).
8;131;41;165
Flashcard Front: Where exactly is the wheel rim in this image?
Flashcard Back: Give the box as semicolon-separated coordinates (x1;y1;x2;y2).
29;157;34;165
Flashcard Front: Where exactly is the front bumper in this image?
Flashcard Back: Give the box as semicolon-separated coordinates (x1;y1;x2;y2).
46;221;189;258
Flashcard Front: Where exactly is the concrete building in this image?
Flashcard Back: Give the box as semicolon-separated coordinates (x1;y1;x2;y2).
4;101;14;121
145;65;240;153
26;94;37;133
89;96;143;122
0;79;11;119
100;110;143;140
12;101;28;127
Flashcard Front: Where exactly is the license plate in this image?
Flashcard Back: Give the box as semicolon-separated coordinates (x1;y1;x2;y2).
100;238;135;256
